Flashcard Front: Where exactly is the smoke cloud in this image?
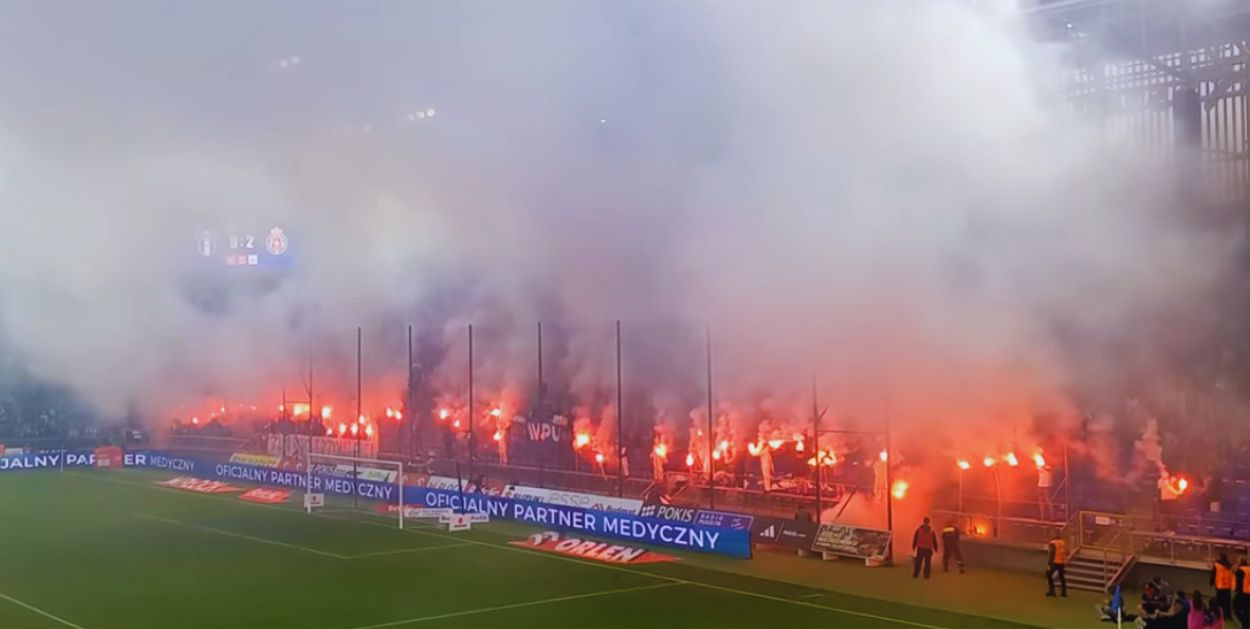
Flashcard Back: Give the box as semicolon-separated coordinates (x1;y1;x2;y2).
0;0;1232;465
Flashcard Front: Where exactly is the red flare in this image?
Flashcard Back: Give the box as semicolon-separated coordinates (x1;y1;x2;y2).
891;479;909;500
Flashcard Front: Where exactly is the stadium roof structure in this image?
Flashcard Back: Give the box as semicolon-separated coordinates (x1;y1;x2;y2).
1024;0;1250;209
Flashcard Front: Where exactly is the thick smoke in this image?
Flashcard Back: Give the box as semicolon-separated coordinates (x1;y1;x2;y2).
0;0;1231;469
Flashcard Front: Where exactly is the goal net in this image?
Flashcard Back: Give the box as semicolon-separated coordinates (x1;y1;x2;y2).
303;452;405;530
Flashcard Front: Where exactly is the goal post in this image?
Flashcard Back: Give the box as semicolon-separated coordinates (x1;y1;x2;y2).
303;452;405;530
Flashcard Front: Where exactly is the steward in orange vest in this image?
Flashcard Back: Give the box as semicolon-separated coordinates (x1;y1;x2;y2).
1045;532;1067;598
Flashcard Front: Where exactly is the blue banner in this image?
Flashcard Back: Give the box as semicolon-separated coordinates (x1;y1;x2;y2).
404;486;752;558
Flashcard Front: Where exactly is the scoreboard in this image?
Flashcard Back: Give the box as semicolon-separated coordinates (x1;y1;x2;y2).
195;225;295;270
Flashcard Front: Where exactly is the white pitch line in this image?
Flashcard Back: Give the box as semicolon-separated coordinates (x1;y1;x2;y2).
344;582;682;629
134;512;346;559
345;542;474;559
0;591;88;629
74;473;955;628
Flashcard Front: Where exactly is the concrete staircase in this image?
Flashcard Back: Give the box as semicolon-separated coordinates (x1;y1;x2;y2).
1065;550;1136;593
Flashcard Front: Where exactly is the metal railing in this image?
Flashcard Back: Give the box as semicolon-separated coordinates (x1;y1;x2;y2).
1077;510;1250;568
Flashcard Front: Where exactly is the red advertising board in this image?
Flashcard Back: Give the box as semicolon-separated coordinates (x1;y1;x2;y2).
155;476;243;494
238;488;291;504
509;531;677;564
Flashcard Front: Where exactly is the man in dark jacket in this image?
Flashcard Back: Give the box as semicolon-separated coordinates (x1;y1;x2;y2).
912;517;938;579
941;522;964;573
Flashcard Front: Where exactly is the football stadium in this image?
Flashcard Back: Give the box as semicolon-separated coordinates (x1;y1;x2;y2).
4;0;1250;627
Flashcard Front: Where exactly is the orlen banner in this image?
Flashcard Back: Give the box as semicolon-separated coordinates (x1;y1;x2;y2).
407;486;752;559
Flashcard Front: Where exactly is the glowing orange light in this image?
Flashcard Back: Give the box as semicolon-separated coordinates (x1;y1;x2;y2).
594;453;605;464
767;439;785;450
394;410;403;420
1004;452;1019;467
712;450;722;461
452;419;462;429
321;405;332;419
350;423;359;436
191;417;199;425
219;406;226;413
338;423;347;436
879;450;888;463
891;479;909;500
718;440;729;452
653;444;668;459
575;433;591;449
983;456;996;468
492;430;503;442
1176;477;1190;493
364;424;374;438
957;458;971;471
795;440;806;453
685;453;695;467
439;408;450;420
278;404;285;413
325;427;333;436
490;408;502;417
747;442;762;457
1032;452;1046;469
385;407;394;419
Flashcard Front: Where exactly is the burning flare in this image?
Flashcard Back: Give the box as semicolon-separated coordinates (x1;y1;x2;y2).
574;433;591;449
653;443;668;459
891;479;909;500
983;456;996;468
1004;452;1019;467
956;458;971;471
1032;452;1046;469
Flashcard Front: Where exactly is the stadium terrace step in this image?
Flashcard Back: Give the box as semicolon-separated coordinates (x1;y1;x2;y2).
1063;551;1134;593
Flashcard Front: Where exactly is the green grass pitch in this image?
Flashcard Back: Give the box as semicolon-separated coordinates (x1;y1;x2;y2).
0;469;1037;628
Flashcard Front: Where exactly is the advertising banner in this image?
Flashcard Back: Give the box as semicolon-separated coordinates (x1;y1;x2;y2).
156;476;243;494
511;531;678;564
238;488;291;504
809;524;892;560
405;485;751;558
751;516;819;550
0;449;110;471
639;503;754;531
502;485;642;515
